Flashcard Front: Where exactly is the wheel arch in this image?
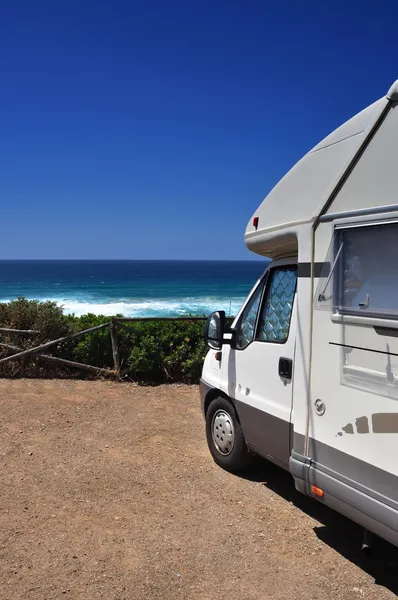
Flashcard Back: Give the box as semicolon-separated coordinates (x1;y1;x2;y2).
204;388;239;420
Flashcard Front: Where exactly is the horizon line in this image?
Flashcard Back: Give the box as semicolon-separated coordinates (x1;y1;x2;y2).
0;258;267;263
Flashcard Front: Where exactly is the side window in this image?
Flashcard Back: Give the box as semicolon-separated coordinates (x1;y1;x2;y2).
256;267;297;343
336;222;398;318
235;281;264;350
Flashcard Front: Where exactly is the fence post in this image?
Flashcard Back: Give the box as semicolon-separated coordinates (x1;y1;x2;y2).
110;320;121;376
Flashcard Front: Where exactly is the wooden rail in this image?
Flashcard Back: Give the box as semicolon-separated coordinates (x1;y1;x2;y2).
115;317;208;322
0;316;209;378
0;342;115;376
0;328;39;334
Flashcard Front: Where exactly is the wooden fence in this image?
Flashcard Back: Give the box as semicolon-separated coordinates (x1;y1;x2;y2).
0;317;208;379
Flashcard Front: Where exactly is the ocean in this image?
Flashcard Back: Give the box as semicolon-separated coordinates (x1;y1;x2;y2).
0;260;268;318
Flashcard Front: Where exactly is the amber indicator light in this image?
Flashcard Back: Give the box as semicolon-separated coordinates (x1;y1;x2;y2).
311;485;324;498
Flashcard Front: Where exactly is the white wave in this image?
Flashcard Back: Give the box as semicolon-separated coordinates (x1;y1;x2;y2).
18;297;246;318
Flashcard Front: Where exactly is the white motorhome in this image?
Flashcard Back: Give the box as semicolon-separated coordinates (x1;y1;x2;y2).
200;80;398;548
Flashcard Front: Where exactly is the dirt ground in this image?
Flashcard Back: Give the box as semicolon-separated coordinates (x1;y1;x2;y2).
0;380;397;600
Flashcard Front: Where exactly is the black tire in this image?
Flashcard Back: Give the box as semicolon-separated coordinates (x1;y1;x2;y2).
205;396;253;473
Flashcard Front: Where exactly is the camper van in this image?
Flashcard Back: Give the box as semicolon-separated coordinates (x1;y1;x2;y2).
200;80;398;548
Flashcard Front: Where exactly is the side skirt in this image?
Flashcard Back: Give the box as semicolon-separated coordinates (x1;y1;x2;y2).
290;451;398;547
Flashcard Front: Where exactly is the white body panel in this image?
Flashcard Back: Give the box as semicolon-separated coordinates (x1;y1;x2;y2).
326;103;398;215
309;99;398;499
311;302;398;483
202;347;223;391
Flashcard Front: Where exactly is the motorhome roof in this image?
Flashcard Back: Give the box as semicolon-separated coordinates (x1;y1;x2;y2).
245;80;398;258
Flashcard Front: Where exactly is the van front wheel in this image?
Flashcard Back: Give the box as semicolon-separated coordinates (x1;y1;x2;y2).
205;397;253;472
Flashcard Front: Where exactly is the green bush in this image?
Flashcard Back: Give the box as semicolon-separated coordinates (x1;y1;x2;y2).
69;314;208;383
0;298;74;378
0;299;212;383
68;314;113;368
123;319;208;383
0;297;71;342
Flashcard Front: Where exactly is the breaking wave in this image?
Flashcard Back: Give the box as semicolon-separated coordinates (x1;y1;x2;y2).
14;296;246;318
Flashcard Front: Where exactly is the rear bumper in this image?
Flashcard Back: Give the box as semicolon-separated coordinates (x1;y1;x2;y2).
199;378;213;417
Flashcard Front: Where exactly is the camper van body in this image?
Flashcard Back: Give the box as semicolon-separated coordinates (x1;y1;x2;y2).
200;80;398;547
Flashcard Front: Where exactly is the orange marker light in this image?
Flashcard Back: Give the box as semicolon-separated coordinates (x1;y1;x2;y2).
311;485;324;498
214;352;222;361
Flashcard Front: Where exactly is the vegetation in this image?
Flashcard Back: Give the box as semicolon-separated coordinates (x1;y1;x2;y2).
0;298;215;383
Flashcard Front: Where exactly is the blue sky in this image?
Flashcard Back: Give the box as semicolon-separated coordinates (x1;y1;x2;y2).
1;0;397;260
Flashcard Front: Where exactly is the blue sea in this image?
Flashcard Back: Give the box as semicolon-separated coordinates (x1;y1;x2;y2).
0;260;267;318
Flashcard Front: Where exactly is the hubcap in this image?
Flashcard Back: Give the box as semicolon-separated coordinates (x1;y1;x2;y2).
211;409;235;455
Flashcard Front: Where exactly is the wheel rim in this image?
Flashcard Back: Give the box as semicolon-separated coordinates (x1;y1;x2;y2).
211;409;235;455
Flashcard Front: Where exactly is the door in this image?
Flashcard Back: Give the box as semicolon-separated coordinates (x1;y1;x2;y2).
224;260;298;466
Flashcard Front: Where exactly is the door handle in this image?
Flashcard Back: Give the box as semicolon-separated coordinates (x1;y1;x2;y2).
279;357;293;380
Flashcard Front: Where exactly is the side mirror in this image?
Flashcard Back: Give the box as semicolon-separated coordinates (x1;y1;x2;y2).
204;310;226;350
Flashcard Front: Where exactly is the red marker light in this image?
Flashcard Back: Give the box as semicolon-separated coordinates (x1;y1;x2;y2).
253;217;259;230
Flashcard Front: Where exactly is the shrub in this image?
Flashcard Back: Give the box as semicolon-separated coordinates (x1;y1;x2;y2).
0;298;74;377
123;319;208;383
69;315;208;383
0;299;212;383
0;297;71;341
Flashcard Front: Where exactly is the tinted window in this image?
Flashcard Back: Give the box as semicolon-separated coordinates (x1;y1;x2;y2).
256;267;297;343
337;222;398;317
235;282;263;350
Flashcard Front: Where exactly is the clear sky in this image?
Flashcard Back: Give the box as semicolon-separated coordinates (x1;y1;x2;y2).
1;0;397;260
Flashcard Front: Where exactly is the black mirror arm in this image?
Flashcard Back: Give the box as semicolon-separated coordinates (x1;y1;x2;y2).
220;326;236;348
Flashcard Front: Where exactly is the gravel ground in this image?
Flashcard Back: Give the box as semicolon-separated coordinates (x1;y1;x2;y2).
0;379;397;600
